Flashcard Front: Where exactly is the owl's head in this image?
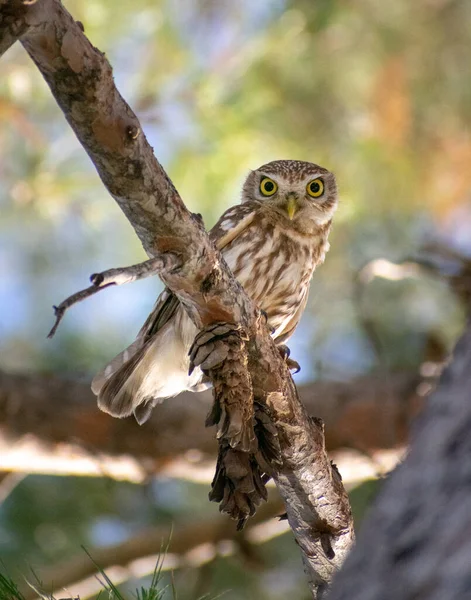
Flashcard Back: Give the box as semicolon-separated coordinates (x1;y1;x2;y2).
242;160;338;232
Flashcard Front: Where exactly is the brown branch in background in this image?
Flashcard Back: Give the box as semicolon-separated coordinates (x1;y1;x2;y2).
19;494;286;600
0;369;421;480
2;0;355;593
47;255;180;338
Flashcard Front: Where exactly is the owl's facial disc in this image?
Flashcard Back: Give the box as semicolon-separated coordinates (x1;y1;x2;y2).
244;161;338;229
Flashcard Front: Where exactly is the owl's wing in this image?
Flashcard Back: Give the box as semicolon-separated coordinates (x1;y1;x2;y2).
138;202;260;345
135;203;261;348
273;291;309;346
136;288;179;342
210;202;260;249
92;202;260;420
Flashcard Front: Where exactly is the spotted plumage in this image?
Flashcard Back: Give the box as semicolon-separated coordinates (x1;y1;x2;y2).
92;160;339;423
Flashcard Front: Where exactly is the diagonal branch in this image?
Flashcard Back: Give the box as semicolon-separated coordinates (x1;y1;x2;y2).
2;0;355;595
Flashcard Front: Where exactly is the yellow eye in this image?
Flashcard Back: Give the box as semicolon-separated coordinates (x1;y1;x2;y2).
260;177;278;196
307;178;324;198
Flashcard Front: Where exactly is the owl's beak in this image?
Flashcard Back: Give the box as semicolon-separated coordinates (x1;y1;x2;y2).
285;195;298;220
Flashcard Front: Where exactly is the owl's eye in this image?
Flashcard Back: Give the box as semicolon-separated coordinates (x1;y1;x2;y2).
260;177;278;196
307;178;324;198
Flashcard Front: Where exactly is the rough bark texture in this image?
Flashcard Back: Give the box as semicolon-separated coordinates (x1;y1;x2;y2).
328;322;471;600
0;0;32;55
0;0;354;593
12;0;255;332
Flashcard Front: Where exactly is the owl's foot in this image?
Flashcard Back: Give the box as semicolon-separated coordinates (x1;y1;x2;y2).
210;403;280;530
188;322;247;375
278;344;290;359
209;442;267;530
189;322;254;450
190;323;281;528
191;211;205;226
278;344;301;373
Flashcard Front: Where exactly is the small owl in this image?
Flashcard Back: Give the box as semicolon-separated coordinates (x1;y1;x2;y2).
92;160;338;424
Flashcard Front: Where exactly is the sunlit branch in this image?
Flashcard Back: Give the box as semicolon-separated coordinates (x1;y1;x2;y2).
0;369;421;479
5;0;355;593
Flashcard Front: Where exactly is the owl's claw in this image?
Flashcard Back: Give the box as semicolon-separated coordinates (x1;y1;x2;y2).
278;345;301;373
260;310;276;334
189;322;253;453
286;358;301;373
191;323;283;528
192;212;205;226
278;344;290;359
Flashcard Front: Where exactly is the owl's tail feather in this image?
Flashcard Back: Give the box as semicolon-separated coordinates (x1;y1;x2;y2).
91;339;141;398
92;340;153;421
92;317;204;424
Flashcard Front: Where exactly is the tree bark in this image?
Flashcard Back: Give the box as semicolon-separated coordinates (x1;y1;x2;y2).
0;0;32;55
328;322;471;600
0;0;354;594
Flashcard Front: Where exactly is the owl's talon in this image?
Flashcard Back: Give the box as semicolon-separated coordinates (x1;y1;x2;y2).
192;212;205;226
286;358;301;373
278;344;291;359
278;345;300;373
260;310;276;334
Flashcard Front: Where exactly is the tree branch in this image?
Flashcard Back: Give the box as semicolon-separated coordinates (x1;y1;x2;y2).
15;0;251;331
47;255;180;338
3;0;355;593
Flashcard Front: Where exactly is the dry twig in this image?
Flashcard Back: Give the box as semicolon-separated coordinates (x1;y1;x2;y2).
47;256;180;338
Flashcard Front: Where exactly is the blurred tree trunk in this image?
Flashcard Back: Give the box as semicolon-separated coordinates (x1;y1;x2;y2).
329;320;471;600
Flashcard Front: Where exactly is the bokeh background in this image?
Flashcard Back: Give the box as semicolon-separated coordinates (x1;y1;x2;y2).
0;0;470;598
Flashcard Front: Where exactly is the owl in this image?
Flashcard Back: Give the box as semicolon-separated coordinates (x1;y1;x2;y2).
92;160;338;424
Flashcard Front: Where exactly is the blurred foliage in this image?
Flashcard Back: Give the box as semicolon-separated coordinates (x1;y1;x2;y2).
0;0;470;598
